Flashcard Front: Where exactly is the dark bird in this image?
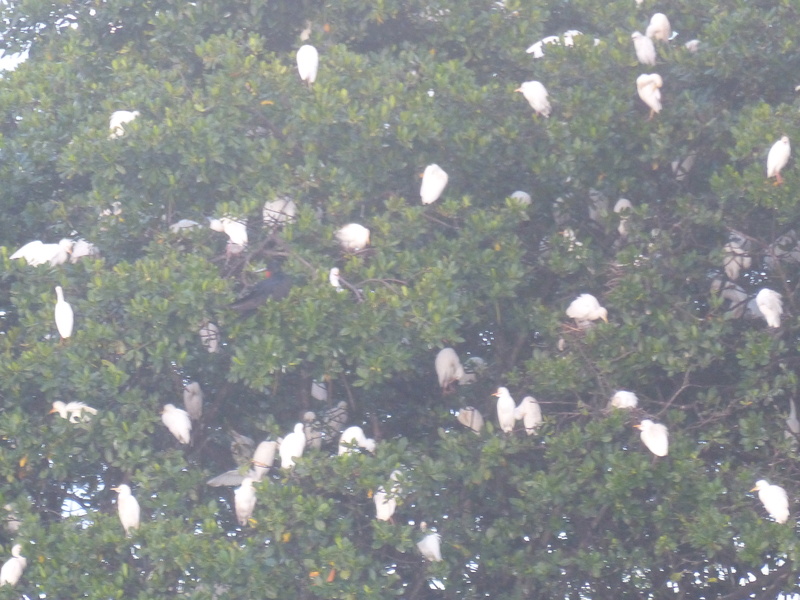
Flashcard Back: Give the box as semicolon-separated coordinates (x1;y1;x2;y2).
228;270;292;311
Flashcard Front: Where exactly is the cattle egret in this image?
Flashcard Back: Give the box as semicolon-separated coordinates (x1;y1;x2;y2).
514;396;543;434
280;423;306;468
54;286;74;339
329;268;342;289
636;73;663;118
50;400;97;422
610;391;638;409
645;13;671;42
296;44;319;85
417;526;443;562
635;419;668;456
685;39;700;52
751;480;790;524
756;288;783;328
515;81;551;118
632;31;656;66
566;293;608;326
112;484;141;534
338;426;376;455
767;136;790;184
263;197;297;229
208;217;248;247
109;110;139;139
614;198;633;236
169;219;200;233
493;387;516;433
0;545;26;587
162;403;192;444
420;164;449;204
526;35;560;58
70;239;99;263
335;223;370;251
234;478;257;526
435;348;466;393
199;321;220;353
11;238;73;267
303;411;323;450
183;381;203;420
510;191;532;206
723;240;751;281
456;407;484;434
375;470;402;521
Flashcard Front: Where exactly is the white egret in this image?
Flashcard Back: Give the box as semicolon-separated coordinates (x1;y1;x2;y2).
109;110;140;139
435;348;465;392
636;73;663;118
335;223;370;251
50;400;97;422
199;321;220;353
610;391;638;409
751;480;790;524
631;31;656;66
526;35;560;58
234;478;257;526
723;240;751;281
614;198;633;237
515;81;551;118
0;545;26;587
303;411;323;450
635;419;668;456
54;286;74;339
566;293;608;326
514;396;543;435
10;238;73;267
755;288;782;328
183;381;203;420
263;197;297;228
417;524;442;562
169;219;200;232
510;191;532;206
685;39;700;52
296;44;319;86
161;403;192;444
112;484;141;534
767;136;790;184
329;268;342;289
420;164;449;204
279;423;306;468
493;387;516;433
208;217;248;248
786;398;799;443
456;406;484;434
338;426;376;455
70;238;99;263
645;13;671;42
374;470;402;522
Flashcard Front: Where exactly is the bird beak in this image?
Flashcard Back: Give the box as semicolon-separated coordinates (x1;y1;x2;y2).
111;487;119;492
491;392;499;397
633;424;642;429
601;315;608;323
514;87;522;93
749;486;759;492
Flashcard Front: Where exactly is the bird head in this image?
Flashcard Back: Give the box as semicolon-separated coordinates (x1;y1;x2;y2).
751;480;768;492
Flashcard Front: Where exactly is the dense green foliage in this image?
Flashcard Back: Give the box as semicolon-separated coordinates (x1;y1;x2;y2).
1;0;800;597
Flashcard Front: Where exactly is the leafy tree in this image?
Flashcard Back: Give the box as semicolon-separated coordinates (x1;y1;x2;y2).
0;0;799;598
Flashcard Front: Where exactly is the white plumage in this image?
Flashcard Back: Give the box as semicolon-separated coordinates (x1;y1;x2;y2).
112;484;141;534
420;164;449;204
70;238;99;263
374;470;402;521
234;478;257;526
208;217;248;247
636;73;663;116
0;545;26;587
296;44;319;85
751;480;790;524
206;440;278;487
263;197;297;228
169;219;200;233
109;110;140;139
510;191;532;206
161;403;192;444
338;426;376;455
335;223;370;251
755;288;782;328
645;13;671;42
613;198;633;237
329;268;341;289
435;348;465;390
417;530;442;562
515;81;551;118
279;423;306;468
183;381;203;420
50;400;97;422
456;407;484;434
494;387;516;433
767;136;790;184
566;293;608;325
723;240;751;281
636;419;668;457
11;238;73;267
631;31;656;66
54;286;74;339
514;396;543;434
610;391;638;409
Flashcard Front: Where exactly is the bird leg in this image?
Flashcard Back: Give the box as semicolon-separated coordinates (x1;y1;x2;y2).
774;173;784;185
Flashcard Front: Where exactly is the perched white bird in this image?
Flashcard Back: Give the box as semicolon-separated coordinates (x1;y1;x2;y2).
53;286;75;339
510;191;532;206
109;110;140;139
417;526;443;562
50;400;97;422
435;348;466;392
338;426;376;455
636;73;663;117
70;238;99;263
456;407;484;434
613;198;633;237
786;398;800;443
514;396;543;434
525;31;583;57
645;13;671;42
183;381;203;420
751;480;790;524
635;419;669;456
631;31;656;66
0;545;26;587
199;321;220;353
279;423;306;468
723;240;751;281
10;238;73;267
420;164;449;204
208;217;248;247
515;81;551;118
374;470;402;521
566;293;608;326
234;478;257;526
494;387;516;433
169;219;200;233
329;268;342;289
296;44;319;85
767;136;791;184
684;39;700;52
112;484;141;534
263;197;297;228
161;403;192;444
610;391;638;409
756;288;783;328
335;223;370;251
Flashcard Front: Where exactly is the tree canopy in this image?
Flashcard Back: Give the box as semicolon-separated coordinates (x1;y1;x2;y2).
0;0;800;598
